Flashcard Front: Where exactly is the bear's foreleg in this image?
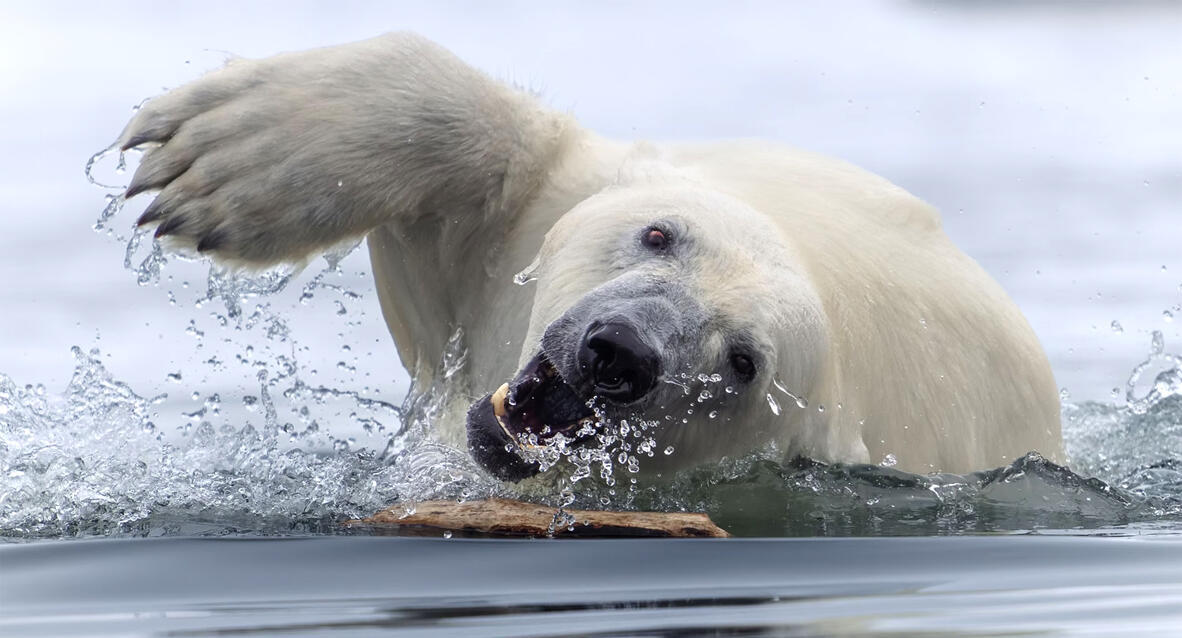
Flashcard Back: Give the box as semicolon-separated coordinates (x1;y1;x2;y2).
118;33;573;266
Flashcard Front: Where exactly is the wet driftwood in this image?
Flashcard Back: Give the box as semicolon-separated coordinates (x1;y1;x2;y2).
350;497;730;538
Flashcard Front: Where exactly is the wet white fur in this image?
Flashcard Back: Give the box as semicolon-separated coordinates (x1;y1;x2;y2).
120;33;1062;473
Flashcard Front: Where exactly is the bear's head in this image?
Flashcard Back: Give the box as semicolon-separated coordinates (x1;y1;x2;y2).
466;180;830;481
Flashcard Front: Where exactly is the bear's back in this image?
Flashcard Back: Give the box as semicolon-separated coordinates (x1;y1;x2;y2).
658;140;1062;472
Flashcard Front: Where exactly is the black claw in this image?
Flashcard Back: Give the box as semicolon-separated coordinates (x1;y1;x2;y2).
125;179;152;199
121;133;153;151
136;201;166;227
196;231;226;253
154;214;186;238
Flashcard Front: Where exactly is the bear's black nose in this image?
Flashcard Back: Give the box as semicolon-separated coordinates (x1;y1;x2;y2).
578;322;660;404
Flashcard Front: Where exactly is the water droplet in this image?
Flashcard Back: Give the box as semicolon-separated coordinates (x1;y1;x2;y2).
166;371;182;383
664;446;675;455
766;393;781;415
1164;310;1174;323
771;377;808;408
1110;320;1124;334
1059;388;1071;401
663;377;692;395
513;255;541;285
440;327;468;379
880;454;897;467
442;530;452;539
708;410;718;419
1150;330;1164;355
185;320;205;340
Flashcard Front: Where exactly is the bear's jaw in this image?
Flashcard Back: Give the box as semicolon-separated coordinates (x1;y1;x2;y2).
494;353;596;446
465;352;599;482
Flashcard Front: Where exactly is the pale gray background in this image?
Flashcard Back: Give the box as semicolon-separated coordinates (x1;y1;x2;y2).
1;1;1179;439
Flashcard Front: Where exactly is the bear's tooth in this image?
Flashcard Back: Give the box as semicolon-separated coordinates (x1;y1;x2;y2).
490;382;518;442
491;382;510;418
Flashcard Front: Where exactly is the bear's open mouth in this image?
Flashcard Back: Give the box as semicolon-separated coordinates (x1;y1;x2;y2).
492;353;596;447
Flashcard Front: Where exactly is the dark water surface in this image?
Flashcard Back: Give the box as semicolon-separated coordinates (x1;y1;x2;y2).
3;535;1182;637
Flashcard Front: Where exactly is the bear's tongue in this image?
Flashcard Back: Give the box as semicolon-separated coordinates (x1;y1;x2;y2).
491;354;595;445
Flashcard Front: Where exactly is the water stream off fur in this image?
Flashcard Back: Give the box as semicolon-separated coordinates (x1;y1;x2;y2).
1;178;1180;539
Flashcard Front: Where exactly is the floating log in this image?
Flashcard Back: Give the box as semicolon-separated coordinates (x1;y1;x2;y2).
350;497;730;538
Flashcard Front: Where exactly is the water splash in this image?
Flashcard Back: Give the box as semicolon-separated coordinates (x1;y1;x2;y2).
202;263;300;320
93;193;126;232
84;144;128;191
1125;330;1182;415
0;347;396;537
3;335;1181;538
0;335;511;539
1064;333;1182;504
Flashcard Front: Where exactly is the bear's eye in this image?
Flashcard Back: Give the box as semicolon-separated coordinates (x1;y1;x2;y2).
730;353;757;383
641;227;670;251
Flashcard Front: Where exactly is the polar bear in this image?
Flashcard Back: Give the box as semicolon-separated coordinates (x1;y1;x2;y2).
117;33;1062;480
